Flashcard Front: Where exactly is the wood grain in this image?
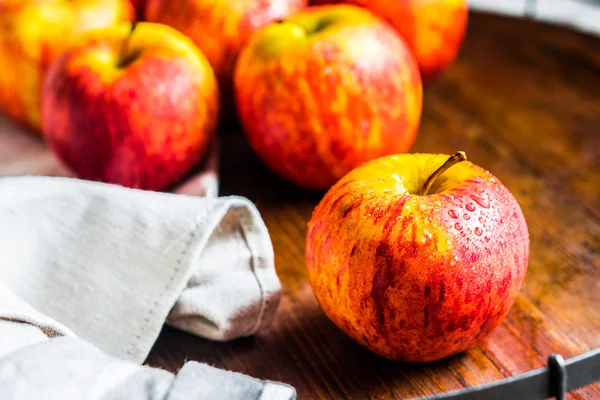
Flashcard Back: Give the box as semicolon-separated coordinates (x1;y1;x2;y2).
0;11;598;399
147;12;600;399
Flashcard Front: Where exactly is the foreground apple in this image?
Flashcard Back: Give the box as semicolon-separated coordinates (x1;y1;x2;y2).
306;152;529;362
0;0;134;129
42;22;219;191
312;0;468;81
235;5;422;190
145;0;306;102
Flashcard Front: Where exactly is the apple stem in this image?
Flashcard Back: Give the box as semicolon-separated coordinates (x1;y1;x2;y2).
117;22;138;68
421;151;468;195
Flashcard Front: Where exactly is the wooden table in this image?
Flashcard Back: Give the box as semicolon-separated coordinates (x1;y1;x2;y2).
146;12;600;399
1;11;598;400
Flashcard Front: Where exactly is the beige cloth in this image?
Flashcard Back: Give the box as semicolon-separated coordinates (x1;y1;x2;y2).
0;176;281;363
0;176;295;399
0;305;294;400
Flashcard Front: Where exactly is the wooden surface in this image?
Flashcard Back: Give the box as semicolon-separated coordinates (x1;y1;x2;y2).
1;11;599;400
147;12;600;399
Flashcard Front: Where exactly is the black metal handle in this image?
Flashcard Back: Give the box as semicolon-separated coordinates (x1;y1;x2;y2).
548;354;566;400
420;347;600;400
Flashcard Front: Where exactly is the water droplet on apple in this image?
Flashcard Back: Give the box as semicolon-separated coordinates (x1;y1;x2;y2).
475;227;483;236
447;238;452;245
361;120;370;132
478;216;486;223
448;210;459;219
470;194;490;209
423;229;432;239
466;228;472;234
484;236;491;242
463;214;470;220
450;260;456;266
460;231;466;237
419;203;427;211
465;203;476;212
454;223;463;231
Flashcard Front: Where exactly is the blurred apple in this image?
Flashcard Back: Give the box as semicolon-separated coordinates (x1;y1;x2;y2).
145;0;307;104
0;0;135;129
130;0;146;18
235;5;422;189
312;0;468;81
42;22;220;191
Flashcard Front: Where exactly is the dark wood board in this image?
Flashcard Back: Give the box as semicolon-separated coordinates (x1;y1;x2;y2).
0;10;598;400
146;12;600;399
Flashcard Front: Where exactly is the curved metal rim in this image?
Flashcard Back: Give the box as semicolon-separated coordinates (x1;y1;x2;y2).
419;347;600;400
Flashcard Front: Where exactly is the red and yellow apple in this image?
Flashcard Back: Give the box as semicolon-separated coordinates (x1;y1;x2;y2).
235;5;422;190
41;22;219;191
0;0;135;129
306;152;529;362
312;0;468;82
145;0;307;101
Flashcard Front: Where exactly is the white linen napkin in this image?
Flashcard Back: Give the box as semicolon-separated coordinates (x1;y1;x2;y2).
0;175;281;362
0;279;294;399
0;175;295;399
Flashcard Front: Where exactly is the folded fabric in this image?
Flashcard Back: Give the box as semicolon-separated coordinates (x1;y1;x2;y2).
0;176;281;363
0;280;295;399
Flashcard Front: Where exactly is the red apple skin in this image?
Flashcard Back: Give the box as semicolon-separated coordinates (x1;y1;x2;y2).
306;154;529;362
130;0;146;18
235;5;422;190
0;0;135;130
145;0;307;103
41;22;219;191
312;0;468;82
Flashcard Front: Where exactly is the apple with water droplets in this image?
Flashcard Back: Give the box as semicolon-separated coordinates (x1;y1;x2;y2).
306;152;529;362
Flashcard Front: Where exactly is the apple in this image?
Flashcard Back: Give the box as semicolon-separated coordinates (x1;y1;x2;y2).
312;0;468;82
234;5;422;190
41;22;220;191
130;0;146;18
306;152;529;362
0;0;135;129
145;0;307;103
